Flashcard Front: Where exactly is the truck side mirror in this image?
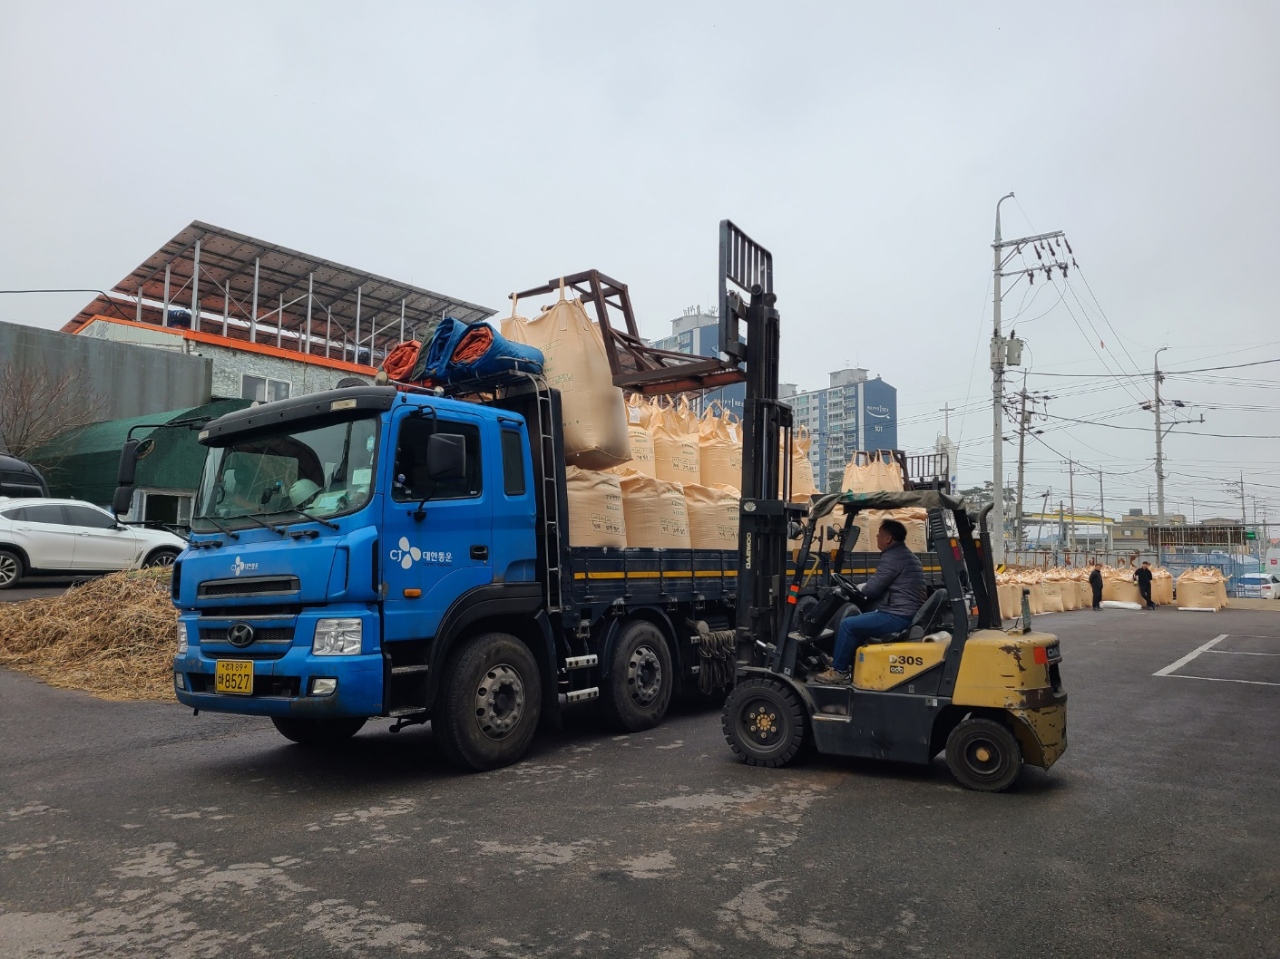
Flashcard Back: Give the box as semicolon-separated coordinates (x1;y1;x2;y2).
426;433;466;481
117;439;141;486
112;486;134;517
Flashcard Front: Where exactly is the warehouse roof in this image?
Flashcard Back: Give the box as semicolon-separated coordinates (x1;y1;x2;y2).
63;221;494;364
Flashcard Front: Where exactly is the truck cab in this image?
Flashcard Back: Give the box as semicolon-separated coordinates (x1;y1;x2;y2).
172;387;544;749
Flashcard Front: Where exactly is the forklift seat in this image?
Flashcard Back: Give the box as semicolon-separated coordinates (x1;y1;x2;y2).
870;588;948;645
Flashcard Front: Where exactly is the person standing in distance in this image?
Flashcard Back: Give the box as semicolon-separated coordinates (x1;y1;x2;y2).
1134;561;1157;610
1088;564;1104;611
812;519;925;685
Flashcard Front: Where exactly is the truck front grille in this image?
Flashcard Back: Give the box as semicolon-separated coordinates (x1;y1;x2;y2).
197;576;300;599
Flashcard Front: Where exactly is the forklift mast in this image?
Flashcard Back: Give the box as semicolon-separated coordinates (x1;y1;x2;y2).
715;222;803;659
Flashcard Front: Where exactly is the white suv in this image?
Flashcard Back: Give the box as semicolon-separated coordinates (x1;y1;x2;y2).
1236;572;1279;600
0;498;187;590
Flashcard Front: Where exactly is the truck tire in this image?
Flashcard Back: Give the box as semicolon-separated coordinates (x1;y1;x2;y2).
601;619;673;732
432;632;542;772
271;716;366;746
0;549;23;590
944;717;1023;792
722;676;808;767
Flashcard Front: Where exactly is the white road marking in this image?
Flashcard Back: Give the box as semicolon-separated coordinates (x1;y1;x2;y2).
1162;675;1280;687
1154;634;1228;677
1205;649;1280;657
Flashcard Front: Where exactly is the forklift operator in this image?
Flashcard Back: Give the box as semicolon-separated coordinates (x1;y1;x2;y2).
813;519;926;685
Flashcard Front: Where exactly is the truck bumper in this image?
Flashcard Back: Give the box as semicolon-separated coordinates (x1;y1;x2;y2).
173;647;384;719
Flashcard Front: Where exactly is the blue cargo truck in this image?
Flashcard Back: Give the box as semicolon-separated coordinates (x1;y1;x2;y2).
159;374;740;770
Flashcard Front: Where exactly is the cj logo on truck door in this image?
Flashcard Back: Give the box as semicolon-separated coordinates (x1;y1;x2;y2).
389;537;455;569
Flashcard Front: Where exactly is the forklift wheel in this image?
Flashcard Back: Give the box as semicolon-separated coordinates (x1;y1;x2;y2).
722;677;808;768
945;718;1023;792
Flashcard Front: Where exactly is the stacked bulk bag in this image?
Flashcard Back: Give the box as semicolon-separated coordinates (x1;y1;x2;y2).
617;393;658;477
781;426;821;501
617;470;692;549
699;404;743;489
511;282;630;470
1102;567;1144;605
685;483;740;550
1039;581;1066;613
852;508;928;554
564;467;627;548
651;397;702;485
1176;567;1226;610
842;450;905;494
1153;567;1174;605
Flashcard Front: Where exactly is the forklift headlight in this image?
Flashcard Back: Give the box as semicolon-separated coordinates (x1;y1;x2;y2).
176;621;189;654
313;618;362;656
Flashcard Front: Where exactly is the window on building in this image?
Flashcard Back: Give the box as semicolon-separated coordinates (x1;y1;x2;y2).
241;375;291;403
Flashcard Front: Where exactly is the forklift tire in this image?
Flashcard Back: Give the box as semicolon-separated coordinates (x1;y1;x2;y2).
945;717;1023;792
432;631;542;772
602;620;674;732
722;677;808;768
271;716;366;746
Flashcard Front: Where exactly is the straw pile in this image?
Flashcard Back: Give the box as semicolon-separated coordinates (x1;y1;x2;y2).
0;567;178;701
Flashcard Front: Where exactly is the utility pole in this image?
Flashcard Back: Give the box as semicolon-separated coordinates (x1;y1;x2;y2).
991;193;1071;564
1066;457;1077;550
1098;468;1107;551
1015;387;1029;549
1153;347;1167;524
1239;471;1247;525
1147;345;1204;525
939;402;953;436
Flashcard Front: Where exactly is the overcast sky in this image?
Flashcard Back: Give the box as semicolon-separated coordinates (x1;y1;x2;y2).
2;2;1277;527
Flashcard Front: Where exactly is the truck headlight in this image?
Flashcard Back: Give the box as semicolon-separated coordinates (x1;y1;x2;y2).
313;618;362;656
176;621;189;654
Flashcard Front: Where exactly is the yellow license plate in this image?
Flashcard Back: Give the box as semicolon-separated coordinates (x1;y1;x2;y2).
215;660;254;695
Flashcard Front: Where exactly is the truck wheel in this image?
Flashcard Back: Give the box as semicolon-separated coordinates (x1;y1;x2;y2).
271;716;366;746
433;632;541;772
722;676;808;767
602;620;674;732
945;717;1022;792
0;549;23;590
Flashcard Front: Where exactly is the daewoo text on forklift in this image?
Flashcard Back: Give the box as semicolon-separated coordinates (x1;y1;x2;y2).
708;223;1068;792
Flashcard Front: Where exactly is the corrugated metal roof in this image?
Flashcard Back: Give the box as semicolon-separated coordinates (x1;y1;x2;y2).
63;220;495;364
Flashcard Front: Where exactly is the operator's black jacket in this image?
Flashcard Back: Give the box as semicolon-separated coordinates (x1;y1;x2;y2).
1088;568;1103;591
861;541;926;619
1134;566;1154;588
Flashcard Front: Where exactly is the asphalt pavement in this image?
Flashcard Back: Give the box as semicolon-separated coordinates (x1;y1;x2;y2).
1;607;1277;958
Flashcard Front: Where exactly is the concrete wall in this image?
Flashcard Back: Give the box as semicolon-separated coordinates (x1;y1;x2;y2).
0;319;212;422
80;319;369;402
197;341;368;400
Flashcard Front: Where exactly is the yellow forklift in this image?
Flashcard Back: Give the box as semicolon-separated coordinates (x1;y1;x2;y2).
705;224;1067;792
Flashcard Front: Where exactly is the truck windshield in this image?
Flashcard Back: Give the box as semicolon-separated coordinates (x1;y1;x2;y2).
191;415;380;532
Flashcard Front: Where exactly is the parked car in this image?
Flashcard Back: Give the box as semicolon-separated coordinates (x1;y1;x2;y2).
0;454;49;498
1235;572;1280;600
0;497;187;590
